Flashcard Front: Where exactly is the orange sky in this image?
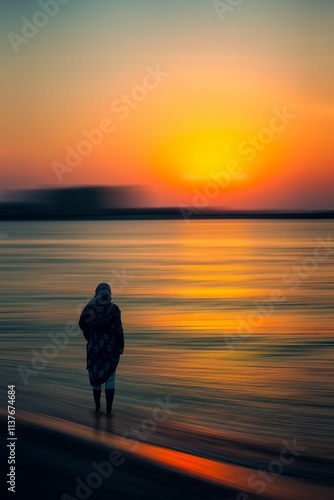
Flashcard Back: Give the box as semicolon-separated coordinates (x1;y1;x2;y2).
1;0;334;209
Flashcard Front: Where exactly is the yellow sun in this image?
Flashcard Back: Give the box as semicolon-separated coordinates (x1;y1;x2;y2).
151;128;290;191
152;130;245;189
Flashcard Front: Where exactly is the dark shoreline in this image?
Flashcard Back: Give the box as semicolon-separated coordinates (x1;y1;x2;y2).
1;410;332;500
1;209;334;221
1;414;239;500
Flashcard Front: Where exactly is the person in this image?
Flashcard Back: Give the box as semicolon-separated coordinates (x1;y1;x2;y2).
79;283;124;414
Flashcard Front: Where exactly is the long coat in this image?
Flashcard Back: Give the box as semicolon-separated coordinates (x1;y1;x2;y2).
79;300;124;386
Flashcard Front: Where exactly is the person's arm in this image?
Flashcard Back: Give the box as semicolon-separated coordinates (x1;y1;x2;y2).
115;307;124;354
79;305;94;341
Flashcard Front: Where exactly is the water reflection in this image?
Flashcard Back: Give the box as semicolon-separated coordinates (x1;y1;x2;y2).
0;220;333;495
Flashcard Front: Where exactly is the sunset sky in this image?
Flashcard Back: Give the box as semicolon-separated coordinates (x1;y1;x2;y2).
1;0;334;209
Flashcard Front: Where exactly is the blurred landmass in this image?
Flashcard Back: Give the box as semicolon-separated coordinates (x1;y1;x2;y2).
0;186;333;220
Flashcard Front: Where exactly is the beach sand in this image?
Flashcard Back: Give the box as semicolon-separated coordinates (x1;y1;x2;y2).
3;413;236;500
2;410;333;500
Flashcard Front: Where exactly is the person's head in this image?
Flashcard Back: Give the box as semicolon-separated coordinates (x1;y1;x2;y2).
95;283;111;305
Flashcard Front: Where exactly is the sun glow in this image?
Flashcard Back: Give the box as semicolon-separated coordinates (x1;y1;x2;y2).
152;130;245;188
151;125;292;193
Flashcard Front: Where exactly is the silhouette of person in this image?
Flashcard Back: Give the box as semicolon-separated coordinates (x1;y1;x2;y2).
79;283;124;414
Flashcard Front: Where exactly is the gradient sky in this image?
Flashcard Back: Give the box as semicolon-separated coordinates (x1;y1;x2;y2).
1;0;334;209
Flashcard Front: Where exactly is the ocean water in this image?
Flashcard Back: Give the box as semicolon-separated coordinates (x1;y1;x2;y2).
1;220;333;489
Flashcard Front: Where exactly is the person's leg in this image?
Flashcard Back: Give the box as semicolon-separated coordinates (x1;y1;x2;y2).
105;372;116;414
92;384;101;413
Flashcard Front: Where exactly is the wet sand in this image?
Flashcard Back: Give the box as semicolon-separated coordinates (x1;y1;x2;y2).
1;410;333;500
3;413;235;500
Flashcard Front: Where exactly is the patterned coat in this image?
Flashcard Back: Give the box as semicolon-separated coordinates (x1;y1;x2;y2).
79;299;124;386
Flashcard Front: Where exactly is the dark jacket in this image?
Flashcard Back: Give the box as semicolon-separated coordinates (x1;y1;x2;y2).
79;300;124;386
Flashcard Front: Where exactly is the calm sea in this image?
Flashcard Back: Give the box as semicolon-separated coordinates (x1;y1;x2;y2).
1;220;333;482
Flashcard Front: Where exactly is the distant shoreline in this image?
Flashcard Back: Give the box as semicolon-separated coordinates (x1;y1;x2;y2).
2;187;333;221
1;209;334;221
